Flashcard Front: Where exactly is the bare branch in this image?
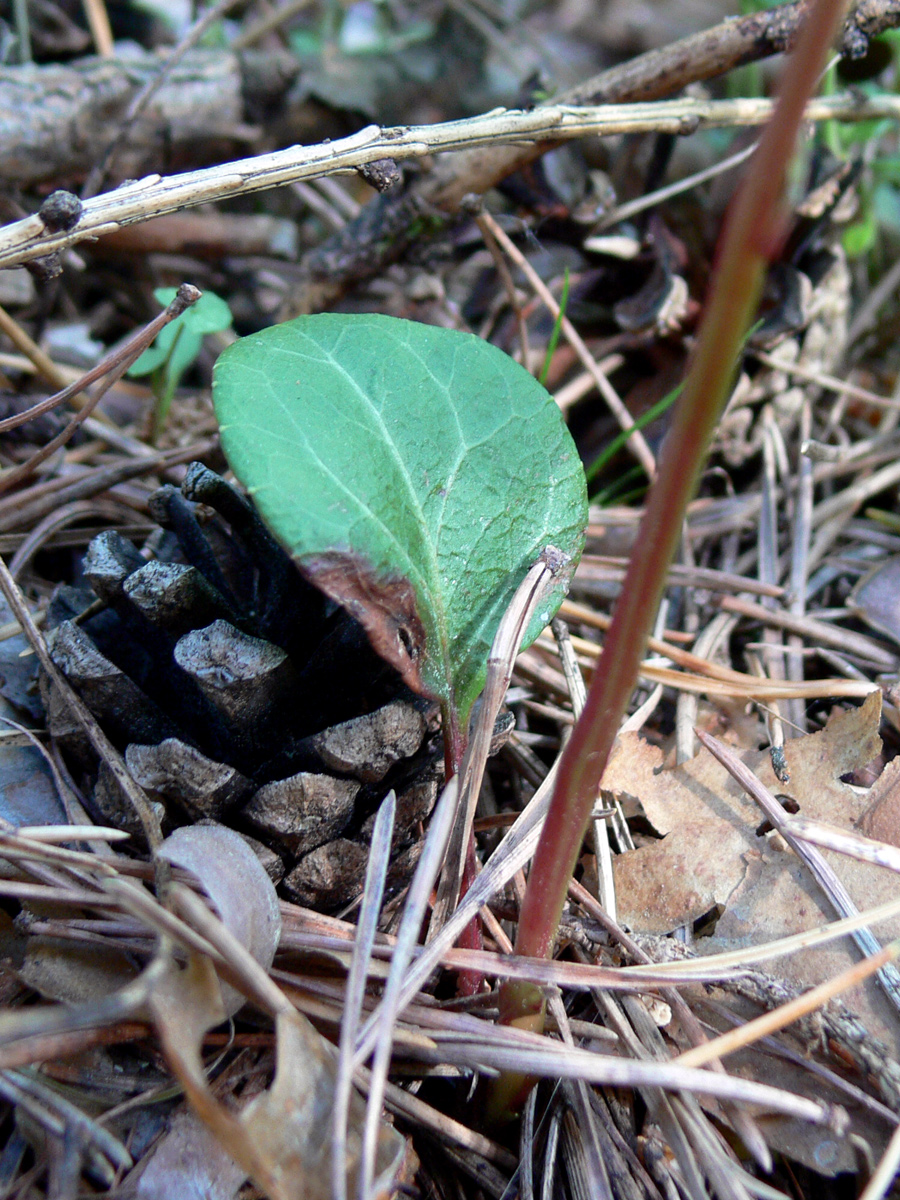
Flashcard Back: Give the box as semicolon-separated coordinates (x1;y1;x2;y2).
0;91;897;272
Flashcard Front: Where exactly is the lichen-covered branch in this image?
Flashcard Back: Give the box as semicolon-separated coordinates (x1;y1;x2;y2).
0;92;898;272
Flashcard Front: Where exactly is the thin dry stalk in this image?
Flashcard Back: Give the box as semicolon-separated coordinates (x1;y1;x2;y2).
0;1022;150;1073
0;1069;130;1179
859;1121;900;1200
716;595;895;668
231;0;315;48
0;439;217;533
333;792;395;1200
80;0;114;55
0;554;165;852
546;993;613;1200
846;254;900;348
785;817;900;873
675;938;900;1069
356;776;459;1200
10;825;128;843
595;140;758;230
552;617;624;905
568;879;770;1171
8;500;137;579
431;551;563;935
519;1089;540;1200
476;207;655;476
751;348;900;410
473;210;531;368
601;992;747;1200
0;302;86;400
82;0;245;198
0;284;200;495
755;409;786;747
422;1036;845;1126
372;763;558;1024
532;633;878;699
574;558;784;598
785;399;814;734
373;1068;515;1170
811;458;900;529
281;891;900;987
540;1107;563;1200
293;181;349;231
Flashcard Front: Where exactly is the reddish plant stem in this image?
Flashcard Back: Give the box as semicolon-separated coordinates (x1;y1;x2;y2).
440;699;485;992
455;830;485;996
441;699;464;777
491;0;850;1120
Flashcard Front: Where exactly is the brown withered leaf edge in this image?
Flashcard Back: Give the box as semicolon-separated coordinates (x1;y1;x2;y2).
301;549;430;699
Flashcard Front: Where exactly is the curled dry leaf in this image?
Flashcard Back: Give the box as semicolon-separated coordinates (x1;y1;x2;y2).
143;825;409;1200
157;822;281;1017
16;823;281;1022
2;820;409;1200
17;925;139;1007
858;756;900;847
240;1007;412;1200
146;929;409;1200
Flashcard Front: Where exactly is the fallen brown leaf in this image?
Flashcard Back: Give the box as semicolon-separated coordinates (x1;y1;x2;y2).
609;692;900;1054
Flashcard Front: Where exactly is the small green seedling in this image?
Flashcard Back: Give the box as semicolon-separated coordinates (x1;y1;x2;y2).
212;313;588;769
129;286;232;439
586;382;681;497
538;268;570;387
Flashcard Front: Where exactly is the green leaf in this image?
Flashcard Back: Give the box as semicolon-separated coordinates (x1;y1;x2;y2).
873;181;900;234
843;207;877;258
128;287;232;379
213;313;587;732
126;337;172;377
538;268;570;387
288;28;321;58
872;156;900;184
177;289;233;335
166;325;202;385
834;111;894;154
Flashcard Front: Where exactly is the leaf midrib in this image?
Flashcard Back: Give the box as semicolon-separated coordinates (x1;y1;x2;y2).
276;336;457;696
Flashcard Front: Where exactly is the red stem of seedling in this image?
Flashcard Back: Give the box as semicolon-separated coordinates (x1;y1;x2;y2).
441;700;464;777
440;700;486;994
455;832;485;995
490;0;851;1122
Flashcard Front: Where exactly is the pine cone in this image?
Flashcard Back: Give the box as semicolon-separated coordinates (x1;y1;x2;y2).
43;463;442;910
